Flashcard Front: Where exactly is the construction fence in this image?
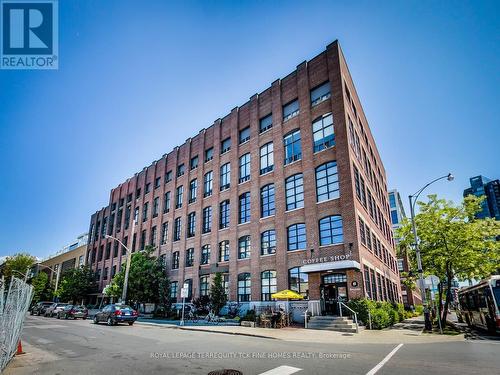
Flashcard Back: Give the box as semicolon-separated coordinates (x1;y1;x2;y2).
0;277;34;372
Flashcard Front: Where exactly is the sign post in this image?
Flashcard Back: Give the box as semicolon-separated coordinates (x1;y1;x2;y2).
180;283;189;326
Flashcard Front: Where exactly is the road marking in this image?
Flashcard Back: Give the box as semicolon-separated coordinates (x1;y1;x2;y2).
258;365;302;375
365;343;403;375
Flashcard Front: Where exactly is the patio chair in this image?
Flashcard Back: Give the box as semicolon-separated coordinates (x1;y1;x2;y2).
260;314;271;328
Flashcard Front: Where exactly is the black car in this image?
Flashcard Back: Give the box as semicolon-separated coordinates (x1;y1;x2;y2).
57;305;89;320
30;301;54;316
92;304;138;326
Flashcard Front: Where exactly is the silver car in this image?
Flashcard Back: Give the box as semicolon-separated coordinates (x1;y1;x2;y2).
44;303;69;317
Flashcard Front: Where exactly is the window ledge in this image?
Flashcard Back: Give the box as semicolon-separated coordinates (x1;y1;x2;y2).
316;196;340;205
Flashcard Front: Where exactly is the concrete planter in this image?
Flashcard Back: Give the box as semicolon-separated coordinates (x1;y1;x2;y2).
240;321;255;327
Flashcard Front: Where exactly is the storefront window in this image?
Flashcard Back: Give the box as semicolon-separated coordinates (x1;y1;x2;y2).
288;267;309;299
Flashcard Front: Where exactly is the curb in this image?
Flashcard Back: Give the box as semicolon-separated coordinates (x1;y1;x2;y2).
136;321;278;340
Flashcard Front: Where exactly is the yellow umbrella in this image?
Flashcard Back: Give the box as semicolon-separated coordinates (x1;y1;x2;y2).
271;290;304;300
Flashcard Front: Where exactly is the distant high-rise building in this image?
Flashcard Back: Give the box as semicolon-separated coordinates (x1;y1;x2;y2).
388;189;422;309
464;176;500;220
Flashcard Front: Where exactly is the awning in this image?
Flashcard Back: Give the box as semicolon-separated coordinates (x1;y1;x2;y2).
300;260;361;273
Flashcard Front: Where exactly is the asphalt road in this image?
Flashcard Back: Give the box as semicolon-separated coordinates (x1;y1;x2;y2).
7;315;500;375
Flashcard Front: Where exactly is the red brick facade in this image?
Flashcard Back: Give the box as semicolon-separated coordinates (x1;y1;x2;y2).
86;41;401;309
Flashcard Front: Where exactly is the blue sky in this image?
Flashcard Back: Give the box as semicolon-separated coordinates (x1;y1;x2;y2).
0;0;498;258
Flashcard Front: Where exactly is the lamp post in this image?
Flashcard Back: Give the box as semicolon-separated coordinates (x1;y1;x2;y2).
36;264;62;300
408;173;454;331
106;219;136;304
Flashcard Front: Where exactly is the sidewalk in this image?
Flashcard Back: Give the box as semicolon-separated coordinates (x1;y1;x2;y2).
137;316;465;344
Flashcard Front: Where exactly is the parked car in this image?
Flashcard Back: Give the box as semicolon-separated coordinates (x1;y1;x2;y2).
44;303;69;317
30;301;54;316
57;305;88;320
92;304;138;326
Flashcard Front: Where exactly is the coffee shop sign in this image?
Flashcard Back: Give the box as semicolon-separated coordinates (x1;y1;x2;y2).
302;252;352;265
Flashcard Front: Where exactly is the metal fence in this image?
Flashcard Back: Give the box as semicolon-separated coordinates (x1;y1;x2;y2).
0;277;34;372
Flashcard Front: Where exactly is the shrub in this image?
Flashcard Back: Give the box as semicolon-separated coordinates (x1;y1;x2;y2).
347;298;404;329
415;305;424;315
370;308;391;329
240;309;256;322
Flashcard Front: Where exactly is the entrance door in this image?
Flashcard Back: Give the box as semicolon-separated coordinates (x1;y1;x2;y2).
323;285;338;315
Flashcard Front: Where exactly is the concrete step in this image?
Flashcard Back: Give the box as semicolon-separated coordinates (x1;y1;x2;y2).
308;326;358;333
307;322;357;329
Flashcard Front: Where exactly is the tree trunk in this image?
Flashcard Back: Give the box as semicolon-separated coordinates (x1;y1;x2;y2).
437;283;444;327
441;272;453;324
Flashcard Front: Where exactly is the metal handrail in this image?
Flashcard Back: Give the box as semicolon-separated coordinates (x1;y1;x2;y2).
338;301;359;333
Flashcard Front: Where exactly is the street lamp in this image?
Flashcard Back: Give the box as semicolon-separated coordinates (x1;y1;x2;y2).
105;219;136;304
408;173;454;330
36;264;62;300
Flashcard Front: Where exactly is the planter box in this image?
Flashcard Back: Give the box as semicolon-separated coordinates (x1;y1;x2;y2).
240;321;255;327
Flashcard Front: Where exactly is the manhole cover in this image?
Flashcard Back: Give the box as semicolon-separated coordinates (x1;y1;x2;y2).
208;370;243;375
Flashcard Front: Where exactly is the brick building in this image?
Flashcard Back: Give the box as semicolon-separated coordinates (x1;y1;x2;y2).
86;40;401;313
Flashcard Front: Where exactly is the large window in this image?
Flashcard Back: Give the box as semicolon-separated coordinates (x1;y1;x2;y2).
221;137;231;154
184;279;193;301
260;143;274;175
219;200;230;229
187;212;196;237
239;192;251;224
204;171;213;197
239;127;250;144
260;184;275;217
315;161;339;202
283;99;299;121
185;248;194;267
163;191;171;213
220;163;231;191
219;240;229;262
190;155;198;170
175;186;183;208
170;281;178;300
238;235;251;259
312;113;334;152
201;244;210;265
239;153;251;183
285;174;304;210
142;202;149;222
161;222;168;245
283;130;302;165
150;226;157;246
310;81;331;106
237;273;251;302
177;164;185;177
153;197;159;217
200;276;210;296
202;206;212;233
205;147;214;162
259;113;273;133
289;267;309;299
261;270;277;301
173;217;182;241
189;179;197;203
319;215;343;245
172;251;179;269
261;230;276;255
287;223;306;251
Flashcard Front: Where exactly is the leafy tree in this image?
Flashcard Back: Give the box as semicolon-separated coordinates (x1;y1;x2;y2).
209;272;227;315
107;246;169;313
398;195;500;324
3;253;37;281
31;272;54;302
56;266;97;304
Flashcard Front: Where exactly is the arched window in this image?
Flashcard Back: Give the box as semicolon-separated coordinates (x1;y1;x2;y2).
260;184;275;217
315;161;339;202
287;223;306;251
319;215;343;245
237;273;251;302
261;270;277;301
288;267;309;299
285;174;304;210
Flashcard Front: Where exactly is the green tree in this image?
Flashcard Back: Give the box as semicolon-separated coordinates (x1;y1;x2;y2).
398;195;500;324
56;266;97;304
31;272;54;302
107;246;169;313
3;253;37;281
209;272;227;315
